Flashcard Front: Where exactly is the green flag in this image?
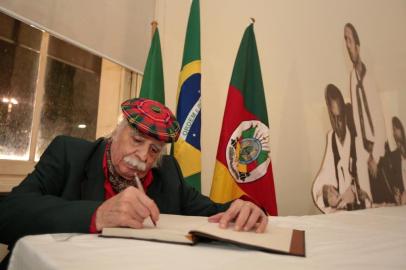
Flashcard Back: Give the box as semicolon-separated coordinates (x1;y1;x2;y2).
139;28;165;104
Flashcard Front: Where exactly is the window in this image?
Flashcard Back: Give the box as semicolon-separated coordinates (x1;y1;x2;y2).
35;36;101;159
0;11;143;192
0;12;101;161
0;14;41;160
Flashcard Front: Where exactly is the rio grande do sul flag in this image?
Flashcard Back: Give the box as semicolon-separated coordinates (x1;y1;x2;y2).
210;23;277;215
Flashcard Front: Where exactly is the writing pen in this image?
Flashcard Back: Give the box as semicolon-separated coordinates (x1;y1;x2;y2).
134;173;157;227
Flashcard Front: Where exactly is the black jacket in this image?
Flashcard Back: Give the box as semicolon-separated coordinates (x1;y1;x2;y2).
0;136;230;247
388;149;405;193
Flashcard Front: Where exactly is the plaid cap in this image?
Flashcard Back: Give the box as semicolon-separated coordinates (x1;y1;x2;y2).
121;98;180;143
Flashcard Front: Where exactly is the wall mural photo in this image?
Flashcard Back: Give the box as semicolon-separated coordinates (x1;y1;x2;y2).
312;23;406;213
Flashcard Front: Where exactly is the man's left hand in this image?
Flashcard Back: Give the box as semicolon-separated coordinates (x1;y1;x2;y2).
208;199;268;233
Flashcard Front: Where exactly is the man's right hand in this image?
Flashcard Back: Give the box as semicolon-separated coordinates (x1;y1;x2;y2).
95;186;159;231
367;155;378;178
337;186;356;209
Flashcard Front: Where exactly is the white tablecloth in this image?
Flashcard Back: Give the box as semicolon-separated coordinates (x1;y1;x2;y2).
8;206;406;270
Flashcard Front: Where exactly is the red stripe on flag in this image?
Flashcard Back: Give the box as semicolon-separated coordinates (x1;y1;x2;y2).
216;85;259;163
241;162;278;215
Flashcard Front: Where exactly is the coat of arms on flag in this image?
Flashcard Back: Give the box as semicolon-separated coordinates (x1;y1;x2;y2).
226;120;270;183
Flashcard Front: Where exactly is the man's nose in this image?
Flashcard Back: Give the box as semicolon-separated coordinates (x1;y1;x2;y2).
137;145;149;162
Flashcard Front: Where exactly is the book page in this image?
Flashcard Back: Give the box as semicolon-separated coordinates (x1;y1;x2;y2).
190;222;295;254
102;214;209;244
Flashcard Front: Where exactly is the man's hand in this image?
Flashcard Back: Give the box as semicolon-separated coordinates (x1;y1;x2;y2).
95;186;159;231
208;199;268;233
337;185;356;209
358;188;372;208
394;187;401;205
368;155;378;178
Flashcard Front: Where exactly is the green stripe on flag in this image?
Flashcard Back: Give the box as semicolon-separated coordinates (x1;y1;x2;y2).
184;172;201;191
139;29;165;104
230;24;268;125
181;0;200;67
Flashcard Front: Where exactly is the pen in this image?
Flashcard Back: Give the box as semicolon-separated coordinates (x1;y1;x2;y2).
134;173;157;227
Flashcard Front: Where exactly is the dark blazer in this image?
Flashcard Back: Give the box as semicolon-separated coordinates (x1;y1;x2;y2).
389;149;405;193
0;136;230;248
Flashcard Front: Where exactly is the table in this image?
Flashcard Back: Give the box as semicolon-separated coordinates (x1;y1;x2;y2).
8;206;406;270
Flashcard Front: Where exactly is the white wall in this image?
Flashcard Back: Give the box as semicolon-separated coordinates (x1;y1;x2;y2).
0;0;155;72
156;0;406;215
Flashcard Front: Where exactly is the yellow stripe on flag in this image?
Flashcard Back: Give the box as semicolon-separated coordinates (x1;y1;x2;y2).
177;60;201;98
210;161;246;203
174;137;201;177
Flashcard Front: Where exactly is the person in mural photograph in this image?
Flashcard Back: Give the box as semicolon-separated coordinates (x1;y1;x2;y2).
389;116;406;205
343;23;390;205
312;84;370;213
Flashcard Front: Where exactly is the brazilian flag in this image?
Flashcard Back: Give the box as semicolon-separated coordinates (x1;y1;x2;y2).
173;0;201;191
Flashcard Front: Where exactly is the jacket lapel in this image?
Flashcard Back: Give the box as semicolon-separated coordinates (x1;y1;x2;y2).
147;156;171;212
81;138;106;201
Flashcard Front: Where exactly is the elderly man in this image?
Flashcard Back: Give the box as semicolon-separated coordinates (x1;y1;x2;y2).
0;98;268;268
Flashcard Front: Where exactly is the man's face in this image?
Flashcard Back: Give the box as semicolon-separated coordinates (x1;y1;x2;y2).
344;26;360;65
110;124;165;180
393;126;406;158
329;99;346;144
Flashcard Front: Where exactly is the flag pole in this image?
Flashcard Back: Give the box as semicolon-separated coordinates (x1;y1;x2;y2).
151;20;158;38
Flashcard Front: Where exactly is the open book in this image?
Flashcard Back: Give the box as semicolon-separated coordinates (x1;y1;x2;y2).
101;214;305;257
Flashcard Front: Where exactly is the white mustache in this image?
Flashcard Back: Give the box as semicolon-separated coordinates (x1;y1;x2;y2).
123;156;146;171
